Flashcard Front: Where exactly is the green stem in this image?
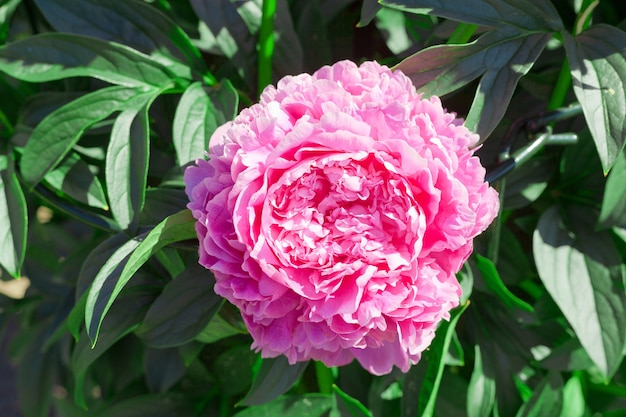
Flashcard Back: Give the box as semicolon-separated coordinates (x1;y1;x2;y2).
258;0;277;97
447;23;478;44
315;361;334;395
546;59;571;111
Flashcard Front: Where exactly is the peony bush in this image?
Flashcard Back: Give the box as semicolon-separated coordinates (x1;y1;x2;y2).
186;60;499;374
1;1;625;416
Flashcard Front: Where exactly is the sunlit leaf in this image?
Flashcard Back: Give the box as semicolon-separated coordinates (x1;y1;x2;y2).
0;0;20;44
86;210;197;343
378;0;562;31
43;151;108;210
395;28;550;138
0;152;27;277
559;374;585;417
467;345;496;417
563;25;626;173
34;0;206;78
0;33;175;87
20;86;149;187
173;80;238;167
599;150;626;228
106;99;151;231
514;371;563;417
533;206;626;378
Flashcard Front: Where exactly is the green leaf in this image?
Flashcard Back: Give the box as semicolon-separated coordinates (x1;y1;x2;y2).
0;0;20;44
191;0;257;86
43;151;108;210
195;311;247;344
136;264;223;348
215;345;258;396
144;347;186;393
333;384;373;417
358;0;381;27
0;152;27;277
0;33;176;87
33;0;206;78
378;0;562;31
92;394;196;417
72;285;155;409
467;345;496;417
402;301;469;417
559;374;585;417
233;394;335;417
514;371;563;417
475;254;534;313
20;86;149;186
538;339;595;372
173;80;238;167
240;356;309;406
17;327;56;417
599;150;626;228
533;206;626;378
86;209;197;343
105;100;151;231
395;28;551;138
563;25;626;173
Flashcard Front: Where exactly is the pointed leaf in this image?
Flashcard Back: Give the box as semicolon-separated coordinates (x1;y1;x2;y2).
173;80;238;167
379;0;562;31
467;345;496;417
0;0;20;44
240;356;309;406
0;33;175;87
333;384;373;417
0;152;27;277
599;150;626;228
20;86;148;186
86;210;197;343
233;394;334;417
34;0;206;77
395;28;550;138
533;206;626;378
106;100;151;231
43;151;108;210
475;254;534;313
564;25;626;172
136;264;223;348
514;371;563;417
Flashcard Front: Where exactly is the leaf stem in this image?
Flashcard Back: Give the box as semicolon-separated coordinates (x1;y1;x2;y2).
258;0;277;97
546;59;572;111
315;361;334;395
447;23;478;44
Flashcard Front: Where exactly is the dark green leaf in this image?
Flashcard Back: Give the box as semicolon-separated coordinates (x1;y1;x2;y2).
402;301;469;417
0;0;20;44
378;0;562;31
43;151;108;210
144;347;186;393
93;394;196;417
467;345;495;417
395;28;551;138
215;345;258;396
233;395;335;417
599;150;626;228
195;311;248;344
538;339;595;372
34;0;206;78
136;264;223;348
240;356;309;406
0;152;27;277
86;209;197;343
139;188;190;225
475;254;534;313
17;327;56;417
0;33;175;87
533;206;626;378
191;0;257;87
514;371;563;417
72;285;154;409
358;0;381;27
333;384;373;417
173;80;238;167
20;86;149;186
106;101;151;231
563;25;626;173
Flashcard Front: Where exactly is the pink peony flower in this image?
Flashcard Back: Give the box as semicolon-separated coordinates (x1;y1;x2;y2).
185;60;499;375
